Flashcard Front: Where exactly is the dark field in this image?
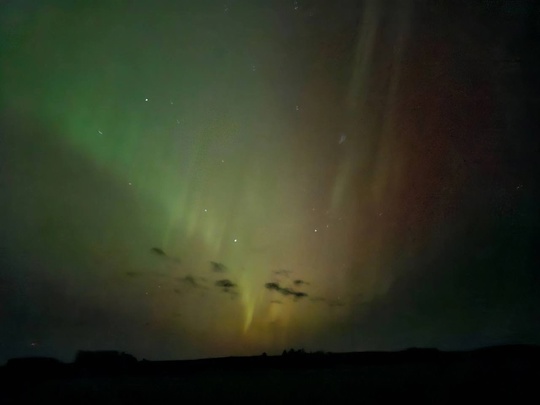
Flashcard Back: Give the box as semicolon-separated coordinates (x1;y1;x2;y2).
2;346;538;404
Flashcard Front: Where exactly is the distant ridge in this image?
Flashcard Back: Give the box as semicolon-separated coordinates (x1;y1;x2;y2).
2;344;539;377
2;346;539;404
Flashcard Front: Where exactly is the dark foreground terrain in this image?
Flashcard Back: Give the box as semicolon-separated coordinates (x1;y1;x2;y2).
1;345;539;404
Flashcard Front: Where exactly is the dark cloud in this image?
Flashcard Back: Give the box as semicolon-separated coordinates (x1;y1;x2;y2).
150;247;181;264
270;300;283;304
180;275;200;288
214;279;238;297
210;261;228;272
215;279;236;289
151;247;166;256
265;282;280;291
293;279;309;286
173;275;208;293
274;269;292;277
264;282;308;299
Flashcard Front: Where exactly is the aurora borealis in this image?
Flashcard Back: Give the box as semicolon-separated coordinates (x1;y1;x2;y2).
1;1;539;363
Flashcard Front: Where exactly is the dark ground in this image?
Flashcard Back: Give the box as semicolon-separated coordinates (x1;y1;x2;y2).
1;346;538;404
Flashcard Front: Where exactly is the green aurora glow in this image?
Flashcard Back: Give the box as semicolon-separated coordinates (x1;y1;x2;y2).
1;1;538;362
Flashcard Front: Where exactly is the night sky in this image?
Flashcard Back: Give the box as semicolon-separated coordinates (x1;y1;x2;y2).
1;0;539;363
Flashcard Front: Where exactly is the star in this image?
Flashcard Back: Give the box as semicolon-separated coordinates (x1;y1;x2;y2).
234;239;238;243
145;98;149;102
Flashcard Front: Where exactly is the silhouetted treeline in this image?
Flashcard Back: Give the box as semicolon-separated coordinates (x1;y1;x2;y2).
75;350;137;371
1;346;539;404
2;345;539;379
